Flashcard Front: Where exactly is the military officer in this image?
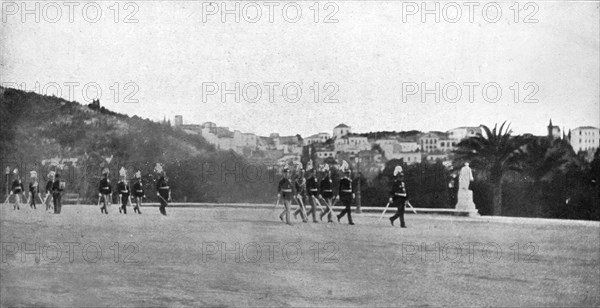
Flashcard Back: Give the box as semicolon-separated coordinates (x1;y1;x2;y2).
117;167;131;214
336;164;355;225
293;168;309;223
44;171;55;211
389;166;408;228
132;171;144;214
28;171;40;210
10;169;24;210
52;173;64;214
304;164;321;223
277;167;295;225
319;165;335;223
99;168;112;214
155;163;171;216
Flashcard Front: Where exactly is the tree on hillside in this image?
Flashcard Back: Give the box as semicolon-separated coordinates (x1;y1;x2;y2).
454;122;527;216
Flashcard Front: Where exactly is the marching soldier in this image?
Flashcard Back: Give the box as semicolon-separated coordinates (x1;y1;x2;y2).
293;168;309;223
277;167;295;225
10;169;24;210
117;167;131;214
319;164;335;223
304;163;321;223
99;168;112;214
28;171;40;210
52;173;64;214
45;171;55;211
132;171;144;214
155;163;171;216
336;161;355;225
389;166;408;228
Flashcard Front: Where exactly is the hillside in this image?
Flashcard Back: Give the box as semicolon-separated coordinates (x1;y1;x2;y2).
0;87;273;203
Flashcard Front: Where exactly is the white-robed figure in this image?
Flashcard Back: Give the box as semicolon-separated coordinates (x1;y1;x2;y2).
458;163;474;191
455;163;479;216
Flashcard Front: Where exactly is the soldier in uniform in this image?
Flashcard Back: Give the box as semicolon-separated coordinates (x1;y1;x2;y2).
45;171;55;212
132;171;144;214
277;167;295;225
389;166;408;228
99;169;112;214
319;165;335;223
10;169;24;210
304;164;321;223
28;171;39;210
336;164;355;225
292;168;309;223
117;167;130;214
52;173;64;214
155;163;171;216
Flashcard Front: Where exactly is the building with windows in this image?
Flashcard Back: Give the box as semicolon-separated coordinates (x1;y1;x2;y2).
333;123;351;139
447;126;482;141
570;126;599;153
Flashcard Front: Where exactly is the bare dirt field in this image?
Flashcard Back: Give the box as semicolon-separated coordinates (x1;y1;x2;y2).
1;204;598;307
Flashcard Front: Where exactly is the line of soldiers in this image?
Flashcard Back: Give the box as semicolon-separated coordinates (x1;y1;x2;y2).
97;164;171;216
277;162;409;228
3;169;65;214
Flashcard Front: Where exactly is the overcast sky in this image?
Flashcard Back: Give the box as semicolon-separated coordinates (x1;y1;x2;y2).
2;1;599;137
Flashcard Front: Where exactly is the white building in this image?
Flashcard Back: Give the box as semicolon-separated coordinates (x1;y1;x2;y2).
375;139;397;157
570;126;599;153
386;151;422;165
304;133;330;145
447;126;482;141
333;124;351;139
316;150;335;159
397;141;419;152
335;135;370;154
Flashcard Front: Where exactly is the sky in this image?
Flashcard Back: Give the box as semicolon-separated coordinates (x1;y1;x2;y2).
2;1;599;138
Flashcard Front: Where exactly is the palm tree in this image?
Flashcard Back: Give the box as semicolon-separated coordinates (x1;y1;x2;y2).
454;122;527;216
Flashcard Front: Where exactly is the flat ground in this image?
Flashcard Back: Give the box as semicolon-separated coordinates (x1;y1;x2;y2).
1;204;598;307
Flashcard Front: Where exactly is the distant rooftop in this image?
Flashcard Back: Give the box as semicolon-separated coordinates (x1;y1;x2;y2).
335;123;349;128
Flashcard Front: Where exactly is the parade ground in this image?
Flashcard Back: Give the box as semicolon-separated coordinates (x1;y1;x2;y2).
1;205;598;307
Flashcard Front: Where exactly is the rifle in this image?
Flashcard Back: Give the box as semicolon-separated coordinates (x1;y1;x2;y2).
377;202;391;222
406;200;418;214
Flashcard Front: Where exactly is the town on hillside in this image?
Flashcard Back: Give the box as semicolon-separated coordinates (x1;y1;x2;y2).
174;115;600;173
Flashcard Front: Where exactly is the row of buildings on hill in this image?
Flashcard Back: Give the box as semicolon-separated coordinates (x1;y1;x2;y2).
173;115;600;169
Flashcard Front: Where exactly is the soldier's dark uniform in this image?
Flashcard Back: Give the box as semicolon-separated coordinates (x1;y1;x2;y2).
45;178;54;211
336;173;355;225
156;176;170;216
293;175;308;222
389;176;408;228
132;179;144;214
277;174;295;224
305;172;320;223
29;180;39;209
99;176;112;214
52;175;64;214
319;174;335;222
11;179;24;210
117;180;130;214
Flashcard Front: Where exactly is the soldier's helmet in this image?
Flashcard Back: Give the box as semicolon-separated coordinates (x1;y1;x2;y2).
393;166;403;177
